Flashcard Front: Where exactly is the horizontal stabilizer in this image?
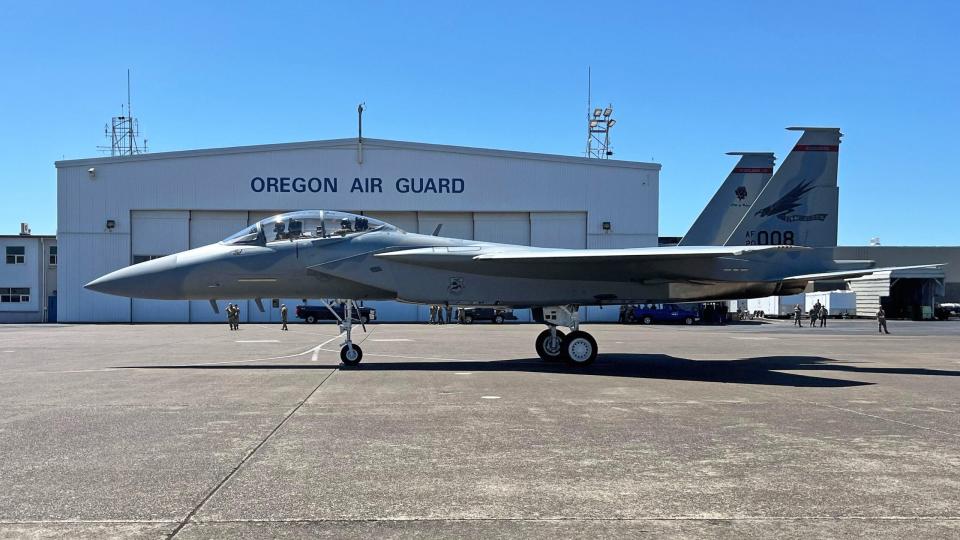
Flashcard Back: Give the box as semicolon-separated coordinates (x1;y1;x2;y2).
782;264;944;283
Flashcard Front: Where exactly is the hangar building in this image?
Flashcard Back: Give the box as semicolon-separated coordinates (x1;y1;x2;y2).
55;138;660;323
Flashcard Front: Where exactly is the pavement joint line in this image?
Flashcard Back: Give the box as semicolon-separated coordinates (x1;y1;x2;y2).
5;517;960;525
166;367;339;539
181;516;960;523
751;387;960;440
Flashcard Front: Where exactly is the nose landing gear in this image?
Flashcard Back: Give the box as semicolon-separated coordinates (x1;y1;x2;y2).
534;306;598;366
322;299;364;366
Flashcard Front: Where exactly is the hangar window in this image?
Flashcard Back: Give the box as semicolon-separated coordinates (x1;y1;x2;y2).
0;287;30;303
48;246;57;266
5;246;25;264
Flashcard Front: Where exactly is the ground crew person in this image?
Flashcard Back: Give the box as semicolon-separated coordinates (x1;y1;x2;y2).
437;304;445;324
808;305;819;328
446;304;453;324
233;304;241;330
280;304;288;331
428;304;437;324
819;306;828;327
794;304;803;327
877;307;890;334
226;304;235;331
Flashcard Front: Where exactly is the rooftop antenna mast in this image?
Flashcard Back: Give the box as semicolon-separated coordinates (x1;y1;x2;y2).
584;67;616;159
98;69;148;156
357;102;366;164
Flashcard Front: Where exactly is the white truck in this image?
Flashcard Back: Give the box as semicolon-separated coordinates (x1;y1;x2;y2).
747;293;806;318
805;290;856;318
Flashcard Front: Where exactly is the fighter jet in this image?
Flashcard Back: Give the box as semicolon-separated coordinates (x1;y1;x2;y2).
85;127;939;366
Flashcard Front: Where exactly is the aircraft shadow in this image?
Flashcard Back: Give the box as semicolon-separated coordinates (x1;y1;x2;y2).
116;354;960;388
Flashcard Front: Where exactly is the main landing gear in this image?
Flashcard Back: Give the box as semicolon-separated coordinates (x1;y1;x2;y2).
322;299;364;366
533;306;598;366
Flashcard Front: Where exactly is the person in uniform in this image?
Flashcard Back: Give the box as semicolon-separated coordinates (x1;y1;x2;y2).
819;306;828;327
808;304;819;328
280;304;288;331
794;304;803;327
446;304;453;324
877;307;890;334
233;303;241;330
226;303;235;331
428;304;437;324
437;304;445;325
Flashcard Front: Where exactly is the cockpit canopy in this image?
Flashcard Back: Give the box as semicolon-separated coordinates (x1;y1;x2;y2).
221;210;396;246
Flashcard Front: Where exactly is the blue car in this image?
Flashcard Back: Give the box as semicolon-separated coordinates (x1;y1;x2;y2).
631;303;699;325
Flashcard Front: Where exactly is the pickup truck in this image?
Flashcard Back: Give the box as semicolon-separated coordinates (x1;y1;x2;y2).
296;304;376;324
630;303;699;325
462;308;518;324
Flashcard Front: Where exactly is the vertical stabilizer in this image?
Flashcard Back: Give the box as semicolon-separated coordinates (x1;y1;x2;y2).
725;127;841;247
679;152;775;246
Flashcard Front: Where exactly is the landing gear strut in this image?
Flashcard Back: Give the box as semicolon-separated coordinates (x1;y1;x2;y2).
534;306;598;366
322;299;364;366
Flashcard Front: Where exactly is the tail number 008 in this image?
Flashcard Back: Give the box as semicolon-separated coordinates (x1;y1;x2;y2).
749;230;794;245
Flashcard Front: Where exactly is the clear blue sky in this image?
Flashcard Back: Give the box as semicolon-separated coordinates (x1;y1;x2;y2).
2;1;957;245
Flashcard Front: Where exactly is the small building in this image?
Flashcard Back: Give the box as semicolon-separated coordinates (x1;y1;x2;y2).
0;225;57;323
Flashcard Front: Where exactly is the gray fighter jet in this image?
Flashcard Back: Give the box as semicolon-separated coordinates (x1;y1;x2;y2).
86;127;938;366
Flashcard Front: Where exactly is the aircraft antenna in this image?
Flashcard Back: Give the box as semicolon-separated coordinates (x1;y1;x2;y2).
584;68;615;159
97;69;148;156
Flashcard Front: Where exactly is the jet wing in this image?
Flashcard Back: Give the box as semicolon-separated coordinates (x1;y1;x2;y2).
374;244;808;282
470;244;805;262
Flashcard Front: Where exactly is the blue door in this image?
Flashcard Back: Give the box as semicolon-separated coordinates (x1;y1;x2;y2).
48;296;57;323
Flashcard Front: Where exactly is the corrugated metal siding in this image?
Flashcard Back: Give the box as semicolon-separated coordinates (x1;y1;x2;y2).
57;232;130;322
846;273;891;317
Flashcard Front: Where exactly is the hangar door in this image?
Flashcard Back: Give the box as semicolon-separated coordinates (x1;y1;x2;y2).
417;212;473;240
189;211;249;322
131;210;190;322
474;213;530;245
531;212;586;248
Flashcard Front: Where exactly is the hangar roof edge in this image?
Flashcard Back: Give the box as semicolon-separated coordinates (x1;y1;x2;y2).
55;138;661;171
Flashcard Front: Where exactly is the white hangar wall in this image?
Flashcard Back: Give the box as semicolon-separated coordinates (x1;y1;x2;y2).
56;138;660;323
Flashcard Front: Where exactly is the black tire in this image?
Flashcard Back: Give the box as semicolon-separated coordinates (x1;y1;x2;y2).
464;316;473;324
535;329;566;361
641;316;653;325
340;344;363;366
494;315;504;324
561;331;598;366
306;315;317;324
683;317;694;325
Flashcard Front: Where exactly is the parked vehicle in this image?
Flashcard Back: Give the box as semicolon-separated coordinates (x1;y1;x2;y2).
296;303;376;324
746;293;806;319
462;308;517;324
631;303;699;325
805;290;856;318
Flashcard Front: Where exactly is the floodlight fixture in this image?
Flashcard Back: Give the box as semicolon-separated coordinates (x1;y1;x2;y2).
589;120;598;128
607;119;616;128
593;108;602;117
603;107;612;117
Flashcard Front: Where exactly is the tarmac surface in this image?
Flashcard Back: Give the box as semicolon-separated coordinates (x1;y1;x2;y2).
1;319;959;539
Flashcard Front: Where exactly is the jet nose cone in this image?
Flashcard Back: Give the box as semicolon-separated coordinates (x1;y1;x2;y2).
84;256;183;298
